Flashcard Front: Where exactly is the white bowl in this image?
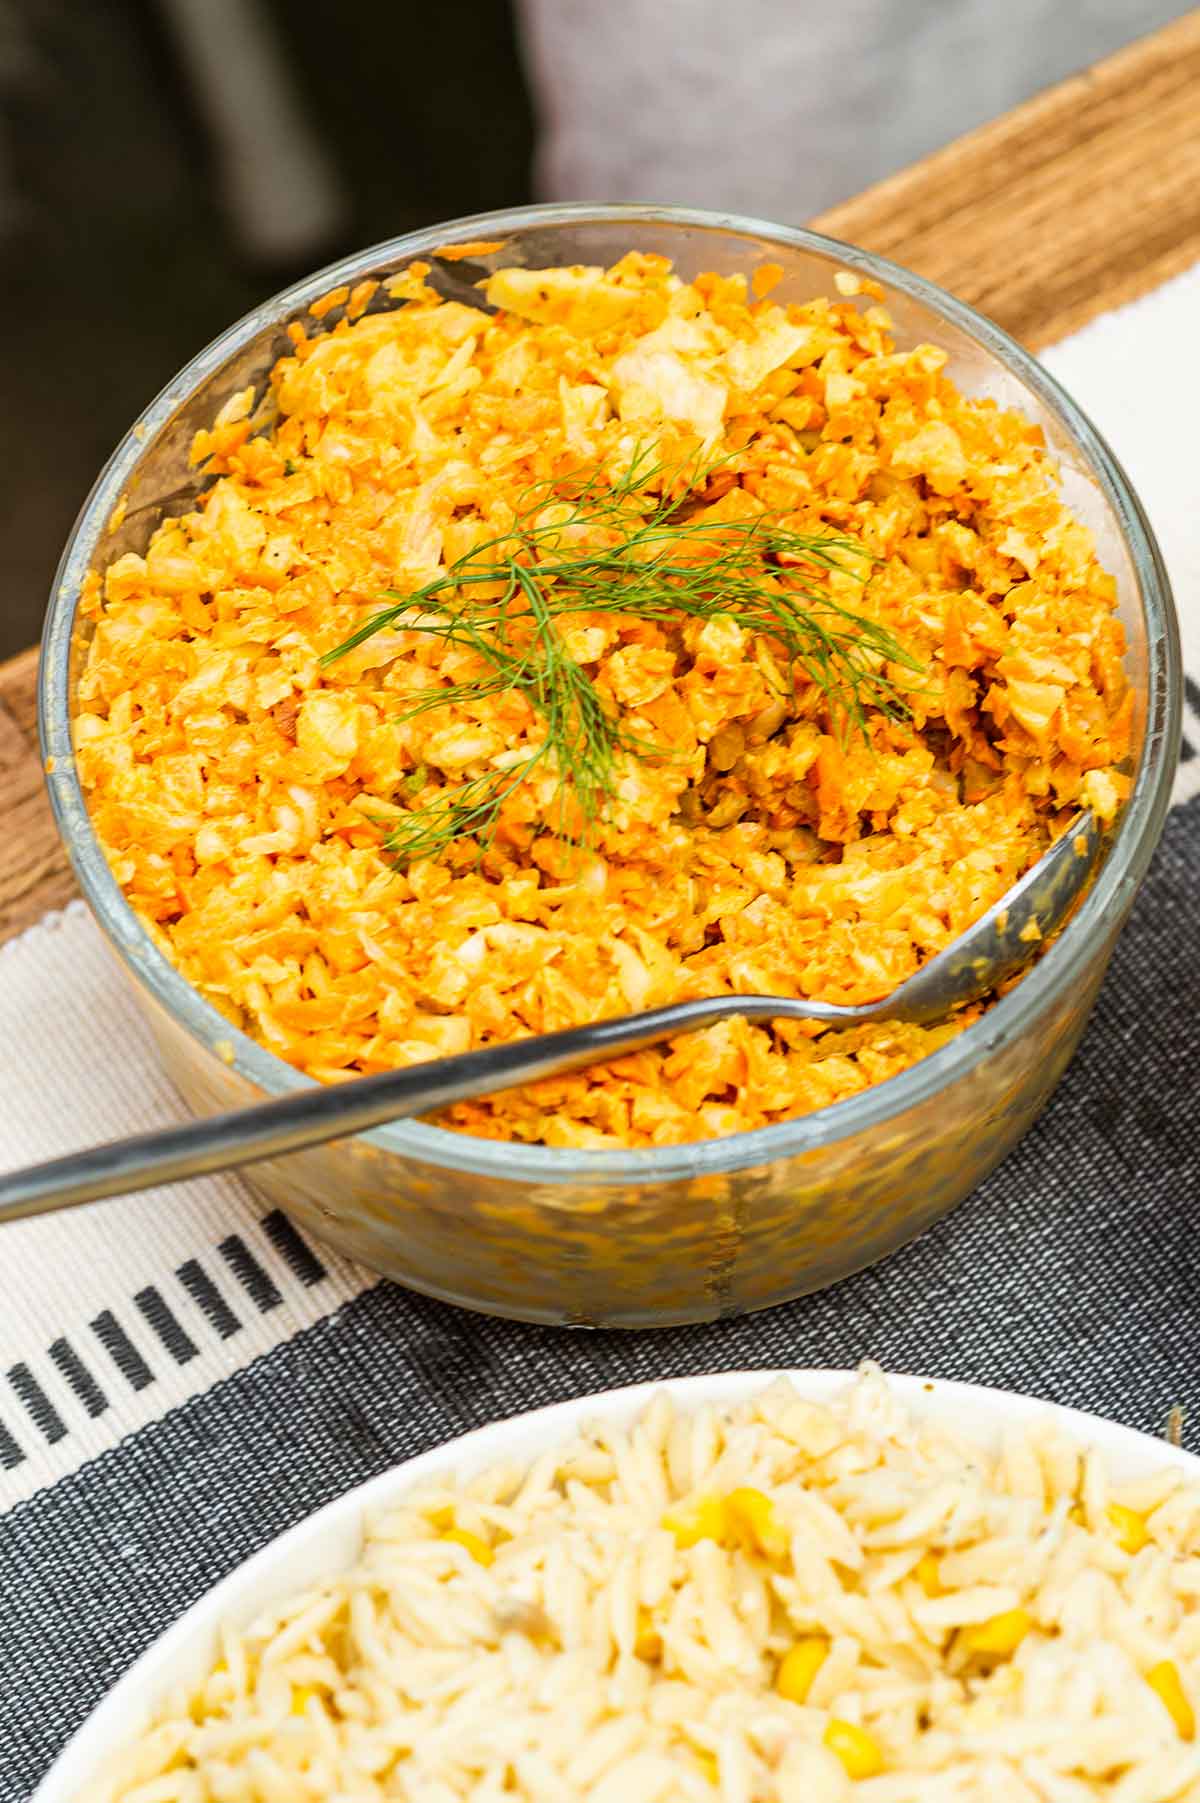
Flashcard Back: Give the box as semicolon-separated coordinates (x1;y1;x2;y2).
34;1368;1199;1802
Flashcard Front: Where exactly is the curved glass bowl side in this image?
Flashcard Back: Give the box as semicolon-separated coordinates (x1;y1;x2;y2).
37;205;1181;1322
135;921;1117;1326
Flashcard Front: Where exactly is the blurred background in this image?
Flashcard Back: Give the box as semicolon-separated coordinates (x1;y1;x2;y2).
0;0;1188;661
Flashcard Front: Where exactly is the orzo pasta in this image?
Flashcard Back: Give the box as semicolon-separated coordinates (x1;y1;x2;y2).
81;1368;1200;1802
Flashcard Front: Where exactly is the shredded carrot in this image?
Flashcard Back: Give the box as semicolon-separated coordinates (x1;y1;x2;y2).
433;238;509;261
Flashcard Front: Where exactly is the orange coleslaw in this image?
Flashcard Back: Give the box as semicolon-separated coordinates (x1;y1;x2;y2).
75;254;1131;1148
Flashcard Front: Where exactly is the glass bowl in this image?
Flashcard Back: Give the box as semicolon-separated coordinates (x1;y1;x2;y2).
38;205;1181;1328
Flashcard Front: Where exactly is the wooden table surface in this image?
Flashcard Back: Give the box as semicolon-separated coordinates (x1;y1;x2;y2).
3;11;1199;949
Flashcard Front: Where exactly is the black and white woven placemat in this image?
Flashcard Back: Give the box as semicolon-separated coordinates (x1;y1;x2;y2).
4;267;1200;1798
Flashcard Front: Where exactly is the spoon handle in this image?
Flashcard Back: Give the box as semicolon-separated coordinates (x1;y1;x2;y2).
0;810;1098;1224
0;994;824;1222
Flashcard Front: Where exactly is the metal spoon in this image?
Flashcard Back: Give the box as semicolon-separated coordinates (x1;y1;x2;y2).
0;810;1100;1223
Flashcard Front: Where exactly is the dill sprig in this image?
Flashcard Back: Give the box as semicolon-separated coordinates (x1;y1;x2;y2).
321;448;922;865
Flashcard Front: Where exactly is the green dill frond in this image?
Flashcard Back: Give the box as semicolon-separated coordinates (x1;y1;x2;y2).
320;448;923;866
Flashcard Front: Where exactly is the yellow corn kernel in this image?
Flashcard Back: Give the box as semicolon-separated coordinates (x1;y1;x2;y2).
1147;1661;1195;1740
442;1527;494;1567
914;1553;941;1597
726;1487;790;1561
1068;1504;1086;1527
663;1496;728;1549
695;1751;719;1785
959;1608;1033;1660
633;1609;662;1661
1107;1504;1150;1554
291;1685;316;1716
824;1720;884;1780
776;1637;829;1704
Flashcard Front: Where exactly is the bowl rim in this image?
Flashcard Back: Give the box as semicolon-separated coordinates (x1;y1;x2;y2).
30;1363;1200;1803
39;200;1183;1184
